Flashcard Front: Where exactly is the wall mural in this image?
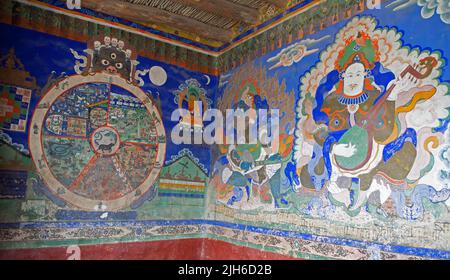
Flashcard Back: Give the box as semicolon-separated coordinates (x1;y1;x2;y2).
1;1;450;260
29;37;166;211
0;22;215;229
293;16;450;219
210;3;450;258
213;65;296;210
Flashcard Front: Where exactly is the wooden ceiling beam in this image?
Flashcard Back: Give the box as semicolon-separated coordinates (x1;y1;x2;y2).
173;0;260;25
264;0;289;9
82;0;234;42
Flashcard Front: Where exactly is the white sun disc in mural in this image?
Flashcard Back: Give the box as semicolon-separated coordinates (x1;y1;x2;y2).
149;66;167;86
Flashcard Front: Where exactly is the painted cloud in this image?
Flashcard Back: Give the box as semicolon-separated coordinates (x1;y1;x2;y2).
266;35;330;70
387;0;450;24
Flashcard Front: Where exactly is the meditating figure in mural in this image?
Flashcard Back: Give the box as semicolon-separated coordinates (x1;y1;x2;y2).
299;31;440;211
174;79;209;131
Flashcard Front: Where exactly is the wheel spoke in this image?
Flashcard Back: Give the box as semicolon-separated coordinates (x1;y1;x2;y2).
106;83;112;125
68;154;99;191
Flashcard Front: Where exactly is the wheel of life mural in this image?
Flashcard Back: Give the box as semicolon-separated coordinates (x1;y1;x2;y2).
29;73;166;211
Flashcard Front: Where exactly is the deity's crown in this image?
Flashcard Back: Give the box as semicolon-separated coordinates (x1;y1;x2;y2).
240;79;260;97
335;31;380;72
93;36;133;59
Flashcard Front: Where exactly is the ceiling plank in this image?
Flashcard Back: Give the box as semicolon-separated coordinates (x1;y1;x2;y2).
264;0;289;9
173;0;260;25
82;0;234;42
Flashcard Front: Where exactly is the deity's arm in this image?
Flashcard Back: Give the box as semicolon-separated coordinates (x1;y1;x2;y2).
370;80;382;92
386;74;411;101
327;86;337;96
178;89;187;110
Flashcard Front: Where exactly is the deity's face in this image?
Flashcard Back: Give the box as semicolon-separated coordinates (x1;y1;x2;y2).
341;62;365;96
92;46;131;78
241;86;254;107
244;92;254;107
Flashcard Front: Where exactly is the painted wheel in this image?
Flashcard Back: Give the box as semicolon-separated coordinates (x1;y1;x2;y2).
30;73;166;210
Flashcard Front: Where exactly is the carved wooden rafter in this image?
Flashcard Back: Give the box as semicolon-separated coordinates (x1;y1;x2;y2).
82;0;235;42
81;0;295;43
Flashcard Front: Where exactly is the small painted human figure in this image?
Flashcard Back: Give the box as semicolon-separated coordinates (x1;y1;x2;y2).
178;81;208;130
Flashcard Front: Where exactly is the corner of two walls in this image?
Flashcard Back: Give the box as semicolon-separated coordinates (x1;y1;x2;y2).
1;0;450;260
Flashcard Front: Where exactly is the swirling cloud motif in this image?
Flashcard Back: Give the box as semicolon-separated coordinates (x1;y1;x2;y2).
0;131;29;155
418;0;450;24
387;0;450;24
267;35;330;70
404;84;450;131
386;0;417;11
69;48;88;74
